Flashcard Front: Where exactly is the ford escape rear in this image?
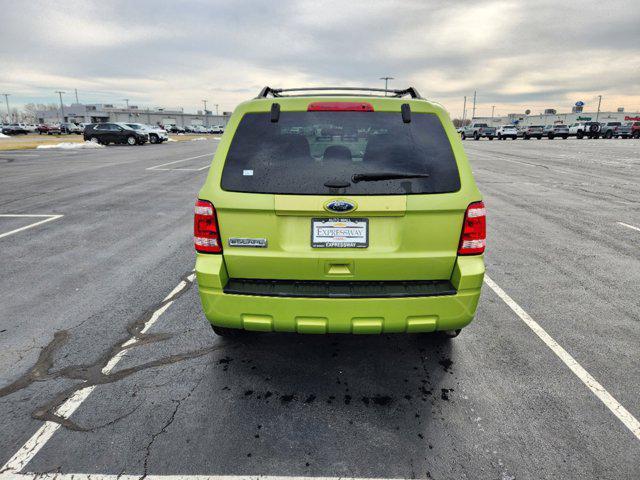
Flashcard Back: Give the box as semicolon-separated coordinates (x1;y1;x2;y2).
195;86;485;336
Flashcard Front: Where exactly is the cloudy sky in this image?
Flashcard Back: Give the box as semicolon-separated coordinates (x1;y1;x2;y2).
1;0;639;118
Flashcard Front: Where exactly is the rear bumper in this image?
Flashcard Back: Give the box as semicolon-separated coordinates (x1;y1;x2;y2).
195;254;485;334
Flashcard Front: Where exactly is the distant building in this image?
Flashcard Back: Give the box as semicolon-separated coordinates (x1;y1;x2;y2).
473;109;640;127
35;103;230;127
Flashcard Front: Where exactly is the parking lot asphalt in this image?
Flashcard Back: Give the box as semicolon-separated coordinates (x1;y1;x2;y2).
0;138;638;479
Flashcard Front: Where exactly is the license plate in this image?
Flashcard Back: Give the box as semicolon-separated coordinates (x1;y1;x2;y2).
311;218;368;248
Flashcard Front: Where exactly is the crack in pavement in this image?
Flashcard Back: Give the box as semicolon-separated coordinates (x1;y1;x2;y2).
140;371;206;479
0;269;226;431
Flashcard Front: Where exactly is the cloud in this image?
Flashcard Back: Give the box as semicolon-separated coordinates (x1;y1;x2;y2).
0;0;639;116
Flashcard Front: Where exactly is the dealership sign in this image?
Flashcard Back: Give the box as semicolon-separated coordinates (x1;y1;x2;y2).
577;116;592;120
625;115;640;121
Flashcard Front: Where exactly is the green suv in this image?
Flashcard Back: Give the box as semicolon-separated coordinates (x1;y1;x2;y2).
195;86;485;336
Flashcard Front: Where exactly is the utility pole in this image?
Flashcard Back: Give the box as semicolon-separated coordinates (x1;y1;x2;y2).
214;103;219;116
462;96;467;126
596;95;602;121
202;99;208;127
472;90;477;120
75;88;79;103
380;76;394;96
491;105;495;120
55;91;66;121
1;93;10;123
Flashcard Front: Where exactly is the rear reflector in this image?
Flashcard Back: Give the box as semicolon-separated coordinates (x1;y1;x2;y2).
458;201;486;255
194;199;222;253
307;102;374;112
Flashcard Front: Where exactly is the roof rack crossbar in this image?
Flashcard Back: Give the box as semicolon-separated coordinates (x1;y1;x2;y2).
256;86;422;99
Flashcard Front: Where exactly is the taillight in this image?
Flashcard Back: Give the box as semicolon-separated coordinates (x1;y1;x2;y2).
194;199;222;253
458;201;486;255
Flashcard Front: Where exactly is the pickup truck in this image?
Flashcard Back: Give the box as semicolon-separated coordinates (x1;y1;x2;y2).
461;123;496;140
568;121;601;139
600;121;632;139
630;121;640;139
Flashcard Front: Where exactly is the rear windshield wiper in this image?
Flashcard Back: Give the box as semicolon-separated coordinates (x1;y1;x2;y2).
351;172;430;183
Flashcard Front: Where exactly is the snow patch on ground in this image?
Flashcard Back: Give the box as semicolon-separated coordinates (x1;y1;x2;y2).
37;141;105;150
191;137;208;141
0;133;9;139
167;138;177;142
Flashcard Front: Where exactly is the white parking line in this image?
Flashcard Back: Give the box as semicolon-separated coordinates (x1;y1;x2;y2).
146;153;213;171
484;274;640;442
3;474;391;480
0;214;64;240
0;274;196;477
617;221;640;232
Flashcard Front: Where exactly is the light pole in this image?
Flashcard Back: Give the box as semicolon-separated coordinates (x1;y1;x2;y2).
380;76;394;96
462;96;467;126
55;91;66;121
1;93;10;122
596;95;602;122
472;90;477;119
123;99;130;120
491;105;495;121
202;99;208;127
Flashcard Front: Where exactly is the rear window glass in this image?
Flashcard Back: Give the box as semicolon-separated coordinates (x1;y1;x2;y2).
221;111;460;195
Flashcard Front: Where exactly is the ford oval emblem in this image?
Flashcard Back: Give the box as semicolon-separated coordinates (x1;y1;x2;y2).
324;199;356;213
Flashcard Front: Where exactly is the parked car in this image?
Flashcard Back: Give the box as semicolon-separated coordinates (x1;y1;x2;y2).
125;123;168;144
46;124;62;135
630;121;640;139
520;125;544;140
166;125;185;134
568;121;601;139
211;125;225;134
83;122;148;145
543;124;569;139
194;86;485;337
496;125;518;140
1;123;30;135
599;121;632;139
60;122;83;134
460;122;495;140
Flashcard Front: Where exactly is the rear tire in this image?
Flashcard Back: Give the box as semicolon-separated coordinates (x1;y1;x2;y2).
460;132;466;140
438;329;461;339
89;136;101;144
474;132;479;140
548;133;554;140
211;325;244;337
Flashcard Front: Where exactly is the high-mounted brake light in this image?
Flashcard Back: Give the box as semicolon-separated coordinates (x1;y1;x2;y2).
307;102;374;112
458;201;486;255
194;199;222;253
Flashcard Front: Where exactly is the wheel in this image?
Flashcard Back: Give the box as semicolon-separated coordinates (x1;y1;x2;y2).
605;131;613;139
497;134;502;140
126;135;137;146
563;135;568;139
536;136;541;140
576;131;584;139
523;135;529;140
438;329;461;339
548;134;554;140
211;324;244;337
488;136;493;141
460;132;466;140
89;136;101;144
474;133;479;140
150;135;158;144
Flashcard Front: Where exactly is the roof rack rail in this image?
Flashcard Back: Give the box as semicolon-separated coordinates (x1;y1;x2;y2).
256;86;423;99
